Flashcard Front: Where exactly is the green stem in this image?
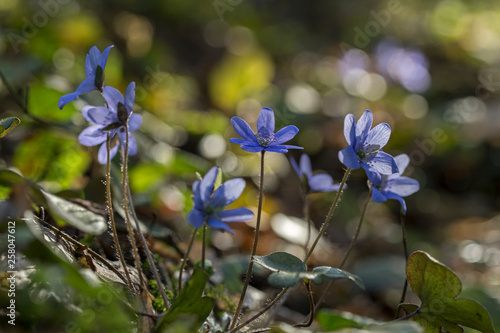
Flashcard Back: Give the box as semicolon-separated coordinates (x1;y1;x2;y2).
179;227;198;293
229;288;289;332
395;211;409;319
121;124;145;291
304;168;351;263
314;187;372;310
105;133;135;292
293;281;314;328
230;151;266;330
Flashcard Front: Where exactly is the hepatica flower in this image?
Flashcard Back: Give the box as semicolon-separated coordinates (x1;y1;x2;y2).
367;154;419;212
230;107;303;153
59;45;113;109
291;154;340;193
187;167;254;234
338;109;398;175
78;82;142;164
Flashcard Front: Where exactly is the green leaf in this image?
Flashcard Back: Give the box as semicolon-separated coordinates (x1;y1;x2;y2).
254;252;363;289
0;117;20;138
316;310;366;330
270;321;423;333
311;266;364;289
254;252;307;287
40;190;108;235
155;269;214;332
29;83;77;121
404;251;494;333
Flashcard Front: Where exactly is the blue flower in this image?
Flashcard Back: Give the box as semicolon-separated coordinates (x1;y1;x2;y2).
367;154;420;213
187;167;254;234
78;82;142;164
338;109;398;175
230;107;303;153
291;154;340;193
58;45;113;110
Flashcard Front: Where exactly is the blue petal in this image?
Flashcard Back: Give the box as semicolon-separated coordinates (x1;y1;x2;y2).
277;144;303;150
103;86;124;112
365;123;391;149
229;138;247;144
290;156;302;177
366;170;383;186
392;154;410;176
371;187;388;203
74;78;96;95
216;207;254;222
78;125;107;146
209;178;246;208
86;46;101;76
263;146;289;153
300;154;312;178
192;180;203;208
207;217;234;234
355;110;373;144
338;146;360;169
343;114;356;146
273;125;299;145
257;107;275;137
58;92;80;110
99;45;113;70
385;192;407;213
199;166;219;204
97;140;119;165
87;107;118;125
363;151;398;175
118;131;138;156
81;106;94;122
231;117;257;142
187;209;205;228
386;177;419;197
241;144;265;153
128;114;142;132
124;82;135;113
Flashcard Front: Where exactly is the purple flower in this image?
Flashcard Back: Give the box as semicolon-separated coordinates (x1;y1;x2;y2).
58;45;113;110
230;107;303;153
187;167;254;234
367;154;419;213
291;154;340;193
78;82;142;164
338;109;398;175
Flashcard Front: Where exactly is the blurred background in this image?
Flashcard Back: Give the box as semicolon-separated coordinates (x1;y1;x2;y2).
1;0;499;330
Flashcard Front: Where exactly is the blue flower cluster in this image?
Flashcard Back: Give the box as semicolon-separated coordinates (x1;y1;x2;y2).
59;45;142;164
338;109;419;212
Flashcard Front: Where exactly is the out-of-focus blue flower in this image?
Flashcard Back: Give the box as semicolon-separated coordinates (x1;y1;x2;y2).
338;109;398;175
291;154;340;193
78;82;142;164
230;107;303;153
367;154;419;213
59;45;113;109
187;167;254;234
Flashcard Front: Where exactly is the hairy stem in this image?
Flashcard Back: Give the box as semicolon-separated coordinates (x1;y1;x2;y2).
304;168;351;263
230;288;289;332
105;133;134;292
304;194;311;257
124;156;170;309
230;151;266;330
395;211;409;319
121;124;145;291
179;227;198;293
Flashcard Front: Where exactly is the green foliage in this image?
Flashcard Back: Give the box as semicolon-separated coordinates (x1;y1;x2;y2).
402;251;494;333
155;269;214;332
29;83;77;122
0;116;20;138
254;252;364;289
270;321;423;332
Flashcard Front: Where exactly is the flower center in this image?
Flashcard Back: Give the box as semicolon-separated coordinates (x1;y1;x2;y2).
257;127;275;147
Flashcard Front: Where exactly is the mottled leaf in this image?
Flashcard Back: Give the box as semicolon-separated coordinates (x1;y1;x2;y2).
0;117;20;138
